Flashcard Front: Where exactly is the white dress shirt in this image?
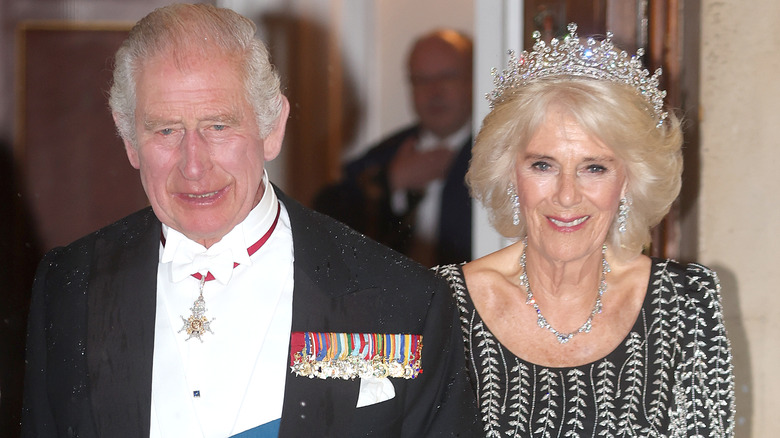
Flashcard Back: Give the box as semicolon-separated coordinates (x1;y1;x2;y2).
150;173;294;438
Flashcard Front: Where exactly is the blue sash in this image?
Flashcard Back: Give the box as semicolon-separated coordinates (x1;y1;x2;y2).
229;419;280;438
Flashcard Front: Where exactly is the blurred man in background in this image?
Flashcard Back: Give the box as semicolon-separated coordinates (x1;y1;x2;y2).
315;29;473;266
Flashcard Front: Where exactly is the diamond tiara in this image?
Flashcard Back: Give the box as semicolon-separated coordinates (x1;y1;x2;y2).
487;23;668;126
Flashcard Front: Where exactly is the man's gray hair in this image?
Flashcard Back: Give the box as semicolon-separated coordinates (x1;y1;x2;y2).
109;3;283;147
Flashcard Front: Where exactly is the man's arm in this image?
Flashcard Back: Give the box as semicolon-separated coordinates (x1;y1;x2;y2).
21;250;60;437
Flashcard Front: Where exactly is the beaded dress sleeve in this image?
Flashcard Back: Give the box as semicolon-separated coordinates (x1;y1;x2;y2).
667;262;735;437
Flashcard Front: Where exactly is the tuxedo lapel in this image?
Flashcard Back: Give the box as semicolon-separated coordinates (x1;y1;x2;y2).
277;191;361;436
86;208;160;435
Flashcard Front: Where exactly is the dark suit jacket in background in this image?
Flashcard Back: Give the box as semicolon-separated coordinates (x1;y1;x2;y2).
313;125;472;266
22;189;478;437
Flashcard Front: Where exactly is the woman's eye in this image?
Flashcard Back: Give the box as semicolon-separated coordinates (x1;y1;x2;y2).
586;164;607;173
531;161;551;171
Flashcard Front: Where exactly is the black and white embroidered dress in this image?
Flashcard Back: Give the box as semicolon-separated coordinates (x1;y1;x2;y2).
435;258;734;438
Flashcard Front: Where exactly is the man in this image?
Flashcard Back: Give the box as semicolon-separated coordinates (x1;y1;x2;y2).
314;29;473;267
22;4;477;437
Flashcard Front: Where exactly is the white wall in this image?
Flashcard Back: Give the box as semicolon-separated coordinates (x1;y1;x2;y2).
700;1;780;435
472;0;524;259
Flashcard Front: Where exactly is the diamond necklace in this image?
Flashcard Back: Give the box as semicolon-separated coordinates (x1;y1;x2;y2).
519;238;611;344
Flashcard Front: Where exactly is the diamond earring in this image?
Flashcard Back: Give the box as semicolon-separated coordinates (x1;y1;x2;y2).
507;184;521;226
618;196;631;233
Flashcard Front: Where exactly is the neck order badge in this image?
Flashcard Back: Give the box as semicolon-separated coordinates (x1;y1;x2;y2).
168;202;281;342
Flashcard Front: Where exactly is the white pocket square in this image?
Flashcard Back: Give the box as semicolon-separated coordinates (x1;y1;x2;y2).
356;376;395;408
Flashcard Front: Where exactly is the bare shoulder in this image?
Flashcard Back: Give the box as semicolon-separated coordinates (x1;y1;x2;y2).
606;252;652;298
461;244;525;320
463;245;521;287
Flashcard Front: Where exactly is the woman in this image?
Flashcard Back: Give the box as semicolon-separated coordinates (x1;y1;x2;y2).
436;24;734;437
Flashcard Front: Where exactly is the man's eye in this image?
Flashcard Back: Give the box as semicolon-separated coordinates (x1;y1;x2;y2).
158;128;174;136
212;124;227;131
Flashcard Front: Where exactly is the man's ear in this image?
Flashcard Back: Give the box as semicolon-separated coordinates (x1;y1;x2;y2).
113;112;140;169
124;140;140;170
262;96;290;162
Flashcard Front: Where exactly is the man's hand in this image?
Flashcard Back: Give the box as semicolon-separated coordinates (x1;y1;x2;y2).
388;137;455;192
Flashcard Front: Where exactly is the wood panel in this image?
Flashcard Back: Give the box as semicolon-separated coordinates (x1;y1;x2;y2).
15;22;148;253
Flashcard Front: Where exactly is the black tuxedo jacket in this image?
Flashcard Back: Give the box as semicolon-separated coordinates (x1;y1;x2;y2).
22;190;478;437
313;125;472;266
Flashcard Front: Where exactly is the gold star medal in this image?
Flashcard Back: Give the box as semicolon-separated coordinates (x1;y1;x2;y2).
179;276;215;342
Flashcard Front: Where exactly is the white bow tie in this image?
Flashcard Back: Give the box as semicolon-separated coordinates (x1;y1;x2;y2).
170;248;237;284
162;200;280;285
166;235;246;285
